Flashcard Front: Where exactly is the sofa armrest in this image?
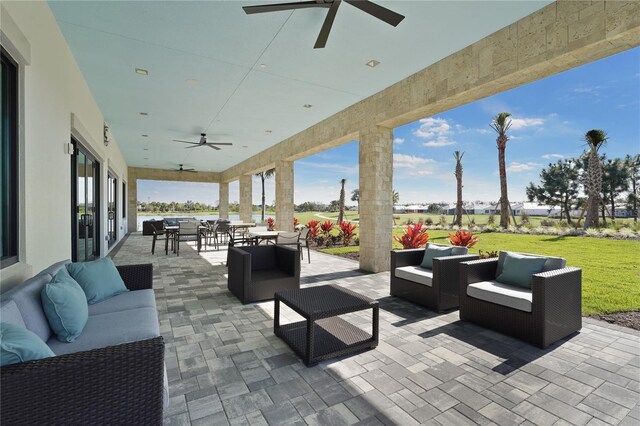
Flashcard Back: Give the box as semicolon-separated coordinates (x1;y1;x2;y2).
460;258;498;287
117;263;153;290
390;248;425;271
433;254;480;294
275;245;301;277
0;336;165;425
228;247;251;283
532;267;582;311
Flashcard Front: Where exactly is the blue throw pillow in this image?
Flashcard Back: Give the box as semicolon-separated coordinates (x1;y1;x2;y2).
0;322;55;366
496;252;547;289
420;245;454;270
66;258;128;304
41;269;89;343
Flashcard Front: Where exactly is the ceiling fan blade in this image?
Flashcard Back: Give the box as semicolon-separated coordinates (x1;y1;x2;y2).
243;1;329;15
184;169;197;173
208;145;222;151
208;142;233;146
344;0;404;26
173;139;200;145
314;0;341;49
185;145;201;149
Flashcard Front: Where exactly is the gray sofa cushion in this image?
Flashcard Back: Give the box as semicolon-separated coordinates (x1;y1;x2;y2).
47;307;160;356
88;289;157;316
2;274;53;342
496;251;565;278
467;280;533;313
395;266;433;287
429;243;468;256
36;259;71;279
0;300;26;328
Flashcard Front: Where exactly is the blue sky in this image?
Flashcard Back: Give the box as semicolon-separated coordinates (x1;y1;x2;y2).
139;47;640;206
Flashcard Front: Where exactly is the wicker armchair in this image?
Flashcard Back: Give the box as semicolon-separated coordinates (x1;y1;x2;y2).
459;252;582;348
390;245;479;312
0;264;165;426
228;245;300;304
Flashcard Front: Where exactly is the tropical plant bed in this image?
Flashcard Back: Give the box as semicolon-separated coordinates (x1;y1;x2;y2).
592;311;640;331
321;230;640;317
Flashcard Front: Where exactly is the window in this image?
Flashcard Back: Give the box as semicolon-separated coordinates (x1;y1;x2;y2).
1;48;19;268
122;181;126;218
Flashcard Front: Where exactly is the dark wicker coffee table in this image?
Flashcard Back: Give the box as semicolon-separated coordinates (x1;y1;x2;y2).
274;284;379;366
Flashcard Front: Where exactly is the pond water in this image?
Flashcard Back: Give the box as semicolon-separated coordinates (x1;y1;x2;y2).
136;214;274;231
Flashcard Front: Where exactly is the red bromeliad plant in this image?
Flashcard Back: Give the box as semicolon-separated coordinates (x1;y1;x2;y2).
394;222;430;249
306;220;320;238
449;230;479;248
293;217;299;227
266;217;275;231
338;221;358;246
320;220;334;236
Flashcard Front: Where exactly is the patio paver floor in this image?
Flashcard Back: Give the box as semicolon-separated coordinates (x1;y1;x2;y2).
111;234;640;426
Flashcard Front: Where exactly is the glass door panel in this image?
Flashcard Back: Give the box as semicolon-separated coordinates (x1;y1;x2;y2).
107;172;117;247
72;141;99;262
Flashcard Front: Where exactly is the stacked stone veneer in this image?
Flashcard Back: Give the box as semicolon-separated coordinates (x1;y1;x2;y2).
275;160;294;232
218;182;229;219
239;175;252;223
129;1;639;271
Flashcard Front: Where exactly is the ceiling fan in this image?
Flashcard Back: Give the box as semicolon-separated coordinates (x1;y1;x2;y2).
242;0;405;48
172;164;197;173
172;133;233;150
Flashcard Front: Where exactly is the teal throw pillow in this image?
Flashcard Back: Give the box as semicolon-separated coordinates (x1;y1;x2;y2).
66;257;128;304
496;252;547;289
41;269;89;343
0;322;55;366
420;245;454;270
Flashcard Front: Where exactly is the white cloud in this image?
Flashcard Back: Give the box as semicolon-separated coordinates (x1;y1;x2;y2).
509;117;544;130
297;161;357;175
393;154;435;169
507;162;541;172
542;153;565;159
393;137;404;145
414;117;456;147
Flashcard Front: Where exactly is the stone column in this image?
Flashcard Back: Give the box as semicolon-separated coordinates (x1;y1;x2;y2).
275;160;294;232
127;177;137;232
359;125;393;273
239;175;253;223
218;182;229;219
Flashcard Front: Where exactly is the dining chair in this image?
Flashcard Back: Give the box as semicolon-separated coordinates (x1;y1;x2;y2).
299;227;311;263
276;232;300;253
150;222;168;255
216;220;231;246
205;220;219;250
175;220;201;255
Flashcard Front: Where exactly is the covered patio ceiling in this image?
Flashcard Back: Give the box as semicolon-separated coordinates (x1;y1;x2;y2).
49;0;549;173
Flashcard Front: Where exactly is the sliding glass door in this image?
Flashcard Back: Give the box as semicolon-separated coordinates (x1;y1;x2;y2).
107;172;117;247
72;140;100;261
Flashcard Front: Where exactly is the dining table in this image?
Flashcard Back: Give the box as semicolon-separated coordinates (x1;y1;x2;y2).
247;230;281;245
163;224;208;254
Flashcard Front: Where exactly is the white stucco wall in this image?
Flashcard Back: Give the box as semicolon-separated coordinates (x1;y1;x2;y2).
1;1;129;289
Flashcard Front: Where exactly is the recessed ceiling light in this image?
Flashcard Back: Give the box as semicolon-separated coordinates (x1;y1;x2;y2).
259;64;267;68
186;79;199;87
139;112;148;116
303;104;313;108
141;134;148;137
366;60;380;68
265;130;272;133
135;68;149;75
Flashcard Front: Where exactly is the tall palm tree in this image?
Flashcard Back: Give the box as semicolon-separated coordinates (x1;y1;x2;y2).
255;168;275;222
490;112;513;228
453;151;464;227
337;179;347;223
392;189;400;205
625;154;640;224
583;129;607;229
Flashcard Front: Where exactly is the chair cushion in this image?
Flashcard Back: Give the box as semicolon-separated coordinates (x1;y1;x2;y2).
496;252;547;289
88;289;157;316
66;257;128;304
0;322;55;366
467;280;533;313
2;274;53;342
420;245;453;269
395;266;433;287
251;269;293;282
496;251;566;277
0;300;26;328
47;307;160;356
41;269;89;343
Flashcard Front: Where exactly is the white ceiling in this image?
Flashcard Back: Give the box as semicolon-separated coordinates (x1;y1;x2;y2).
49;0;549;173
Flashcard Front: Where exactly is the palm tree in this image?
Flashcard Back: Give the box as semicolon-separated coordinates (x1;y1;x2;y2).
255;168;275;222
337;178;347;223
453;151;464;227
392;189;400;205
351;189;359;213
490;112;513;228
583;129;607;229
625;154;640;224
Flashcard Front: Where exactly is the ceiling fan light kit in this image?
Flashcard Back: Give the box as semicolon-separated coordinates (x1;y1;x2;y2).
242;0;405;48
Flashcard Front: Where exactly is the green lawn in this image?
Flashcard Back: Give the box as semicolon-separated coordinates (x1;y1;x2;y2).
322;230;640;316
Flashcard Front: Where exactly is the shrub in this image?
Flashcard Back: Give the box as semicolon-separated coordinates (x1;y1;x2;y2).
487;213;496;224
449;230;479;248
266;217;275;231
466;217;476;227
585;228;601;237
338;221;358;246
520;211;530;224
353;237;360;246
394;222;429;249
425;217;433;225
438;215;447;226
540;218;555;227
293;217;299;228
601;228;618;238
320;220;334;237
478;250;499;259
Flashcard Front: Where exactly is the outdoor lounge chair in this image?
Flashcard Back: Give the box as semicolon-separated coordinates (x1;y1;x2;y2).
227;245;300;304
459;251;582;348
390;243;479;312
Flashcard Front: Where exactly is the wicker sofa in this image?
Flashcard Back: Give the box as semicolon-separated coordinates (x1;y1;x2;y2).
459;251;582;348
390;244;479;312
0;261;166;425
228;245;300;304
